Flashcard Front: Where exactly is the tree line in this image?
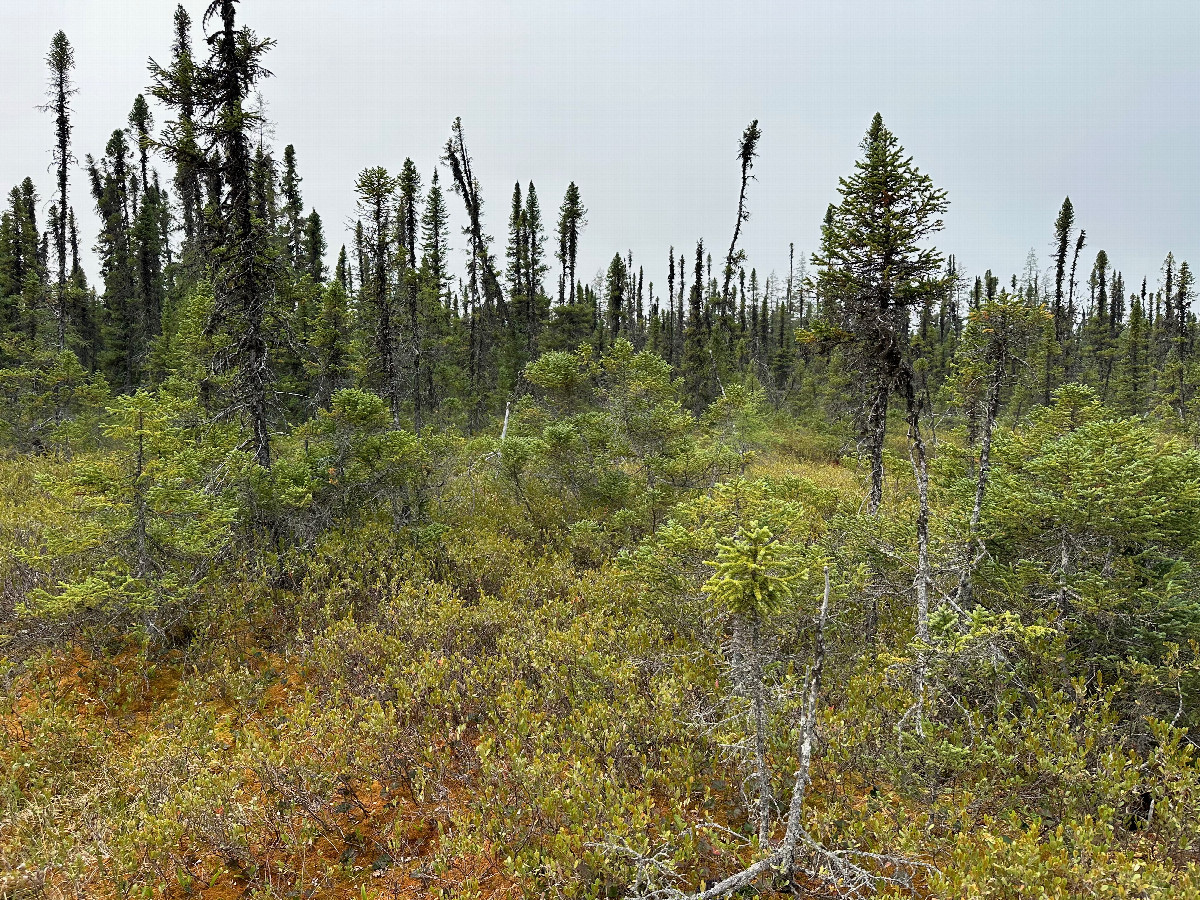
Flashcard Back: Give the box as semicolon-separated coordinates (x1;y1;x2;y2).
2;2;1197;473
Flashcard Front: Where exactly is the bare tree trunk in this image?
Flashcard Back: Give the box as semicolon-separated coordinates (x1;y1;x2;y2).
781;566;830;865
248;338;273;467
866;380;889;515
1057;533;1071;620
971;376;1001;531
749;619;772;850
664;569;831;900
907;407;931;738
409;276;422;431
616;569;931;899
133;411;149;579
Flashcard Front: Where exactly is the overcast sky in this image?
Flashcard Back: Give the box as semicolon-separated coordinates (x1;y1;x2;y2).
4;1;1199;299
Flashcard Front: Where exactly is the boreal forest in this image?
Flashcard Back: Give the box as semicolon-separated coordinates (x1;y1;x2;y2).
2;3;1199;899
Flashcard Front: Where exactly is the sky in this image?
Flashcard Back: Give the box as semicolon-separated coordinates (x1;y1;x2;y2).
3;0;1200;300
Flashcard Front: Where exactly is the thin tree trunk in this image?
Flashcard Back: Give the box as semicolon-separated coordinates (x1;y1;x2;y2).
722;121;760;306
750;619;772;849
659;569;832;900
971;377;1001;532
248;338;272;468
907;407;931;737
782;566;830;863
408;276;421;430
866;380;889;515
133;411;149;578
1057;533;1071;620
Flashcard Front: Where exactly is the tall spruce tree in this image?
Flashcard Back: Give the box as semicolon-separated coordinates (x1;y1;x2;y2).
335;245;349;292
1175;260;1193;354
355;167;402;425
5;180;47;343
302;210;326;283
280;144;304;269
128;95;153;198
442;119;503;321
606;253;628;338
556;182;585;305
153;0;278;468
524;182;548;346
44;31;77;350
420;170;450;303
89;131;140;390
506;182;527;324
128;95;167;345
397;159;422;273
682;241;711;414
153;6;202;248
398;160;424;426
813;113;948;514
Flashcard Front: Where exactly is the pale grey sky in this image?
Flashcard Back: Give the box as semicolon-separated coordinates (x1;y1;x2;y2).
3;1;1199;299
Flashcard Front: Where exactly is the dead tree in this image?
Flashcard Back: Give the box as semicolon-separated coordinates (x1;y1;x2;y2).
605;568;935;899
721;120;761;311
442;117;505;321
898;395;932;739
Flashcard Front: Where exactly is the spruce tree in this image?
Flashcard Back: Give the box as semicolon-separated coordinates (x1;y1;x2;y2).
606;253;627;338
311;279;352;409
128;96;167;345
335;245;349;293
302;210;326;283
2;181;47;343
417;169;452;419
1052;198;1074;338
89;131;140;390
1175;260;1193;355
397;159;422;273
163;0;278;468
1065;230;1086;373
675;250;687;366
128;95;154;197
524;182;548;345
44;31;77;350
442;118;502;320
1115;293;1148;414
355;167;402;425
280;144;304;269
556;182;586;305
722;120;761;308
506;182;527;323
812;113;948;513
682;241;711;414
420;170;450;303
393;161;423;422
665;247;677;365
151;6;202;248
